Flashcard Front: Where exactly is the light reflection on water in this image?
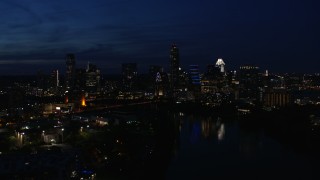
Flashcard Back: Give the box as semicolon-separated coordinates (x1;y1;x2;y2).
166;113;316;180
184;115;226;144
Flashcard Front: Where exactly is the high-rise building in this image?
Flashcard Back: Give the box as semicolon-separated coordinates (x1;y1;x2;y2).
215;58;226;74
149;65;164;78
201;60;227;94
170;44;180;89
207;64;222;78
264;89;291;107
148;65;169;97
122;63;137;90
155;72;164;97
189;65;201;86
37;70;47;90
65;53;76;90
46;69;60;95
189;65;201;100
50;70;59;88
85;62;101;97
239;65;261;101
74;68;86;91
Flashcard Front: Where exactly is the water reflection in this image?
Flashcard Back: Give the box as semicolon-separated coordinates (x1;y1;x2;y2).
190;121;201;144
201;118;212;138
239;126;262;158
217;123;225;141
167;113;314;180
188;115;226;143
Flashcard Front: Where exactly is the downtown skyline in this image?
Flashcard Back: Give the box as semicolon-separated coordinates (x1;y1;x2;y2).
0;0;319;75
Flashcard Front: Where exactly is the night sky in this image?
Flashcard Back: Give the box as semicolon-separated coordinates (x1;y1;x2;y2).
0;0;319;75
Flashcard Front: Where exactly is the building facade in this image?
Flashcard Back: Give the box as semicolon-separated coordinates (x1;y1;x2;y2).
170;44;180;90
65;54;76;90
122;63;138;91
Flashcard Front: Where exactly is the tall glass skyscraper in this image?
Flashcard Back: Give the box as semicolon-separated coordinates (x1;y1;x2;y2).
189;65;201;85
170;44;180;89
65;53;75;89
85;62;101;96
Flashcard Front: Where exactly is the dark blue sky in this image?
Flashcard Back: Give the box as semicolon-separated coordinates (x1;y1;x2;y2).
0;0;319;75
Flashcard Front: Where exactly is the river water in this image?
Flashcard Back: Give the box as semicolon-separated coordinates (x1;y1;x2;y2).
165;112;318;180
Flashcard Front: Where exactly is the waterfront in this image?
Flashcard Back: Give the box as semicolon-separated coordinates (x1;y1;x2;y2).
1;103;320;179
166;111;320;180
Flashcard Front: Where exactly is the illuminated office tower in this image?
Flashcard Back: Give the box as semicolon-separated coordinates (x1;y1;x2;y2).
85;62;101;97
239;65;261;100
189;65;201;86
215;58;226;74
170;43;180;89
189;64;201;99
149;65;168;97
50;70;59;87
65;53;76;89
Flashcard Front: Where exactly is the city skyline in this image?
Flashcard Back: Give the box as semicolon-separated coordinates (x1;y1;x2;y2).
0;0;319;75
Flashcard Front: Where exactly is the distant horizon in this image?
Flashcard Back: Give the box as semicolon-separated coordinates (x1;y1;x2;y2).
0;60;318;77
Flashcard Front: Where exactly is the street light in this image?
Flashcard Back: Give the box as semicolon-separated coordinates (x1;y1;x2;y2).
21;133;25;146
61;128;64;143
42;130;45;142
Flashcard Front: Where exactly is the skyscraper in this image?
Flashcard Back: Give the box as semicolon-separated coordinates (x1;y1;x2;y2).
50;70;59;88
207;64;221;78
189;65;201;100
148;65;169;97
85;62;101;97
215;58;226;74
189;65;201;86
170;44;180;90
74;68;86;91
65;53;76;90
149;65;164;78
122;63;138;90
155;72;164;97
239;65;261;100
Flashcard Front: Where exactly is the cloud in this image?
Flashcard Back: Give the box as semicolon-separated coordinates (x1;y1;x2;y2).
0;0;318;75
0;59;61;65
1;0;42;26
46;26;70;43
